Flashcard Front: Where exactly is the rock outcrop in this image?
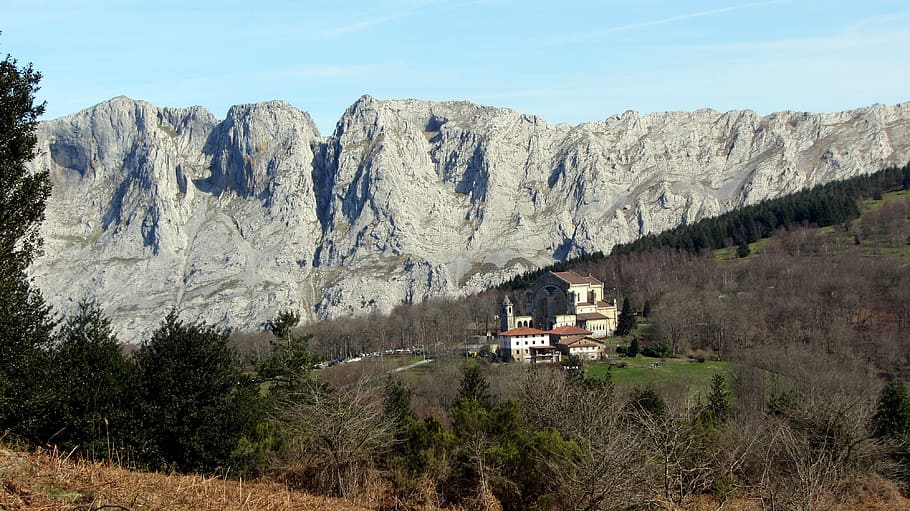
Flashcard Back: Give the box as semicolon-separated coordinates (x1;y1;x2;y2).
27;96;910;339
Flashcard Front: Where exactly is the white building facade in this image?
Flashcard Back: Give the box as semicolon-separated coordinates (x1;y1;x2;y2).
497;327;552;363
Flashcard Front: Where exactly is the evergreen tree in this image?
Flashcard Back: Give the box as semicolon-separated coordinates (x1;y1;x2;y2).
0;45;57;442
0;48;50;276
383;376;415;425
133;312;263;472
52;299;133;458
736;238;751;258
872;381;910;439
615;297;637;336
627;337;640;357
257;309;318;392
699;374;732;426
267;309;300;342
871;381;910;492
457;365;491;409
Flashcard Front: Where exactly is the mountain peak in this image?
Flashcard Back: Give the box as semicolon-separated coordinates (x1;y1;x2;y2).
27;98;910;339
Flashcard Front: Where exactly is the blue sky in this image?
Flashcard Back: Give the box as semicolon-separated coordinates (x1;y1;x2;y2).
2;0;909;135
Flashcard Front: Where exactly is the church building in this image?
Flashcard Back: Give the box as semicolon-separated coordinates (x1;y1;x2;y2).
497;270;619;362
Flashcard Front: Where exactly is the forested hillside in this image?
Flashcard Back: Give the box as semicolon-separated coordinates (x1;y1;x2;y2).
5;45;910;510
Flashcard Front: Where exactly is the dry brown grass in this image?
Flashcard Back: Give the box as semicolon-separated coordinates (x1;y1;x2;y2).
4;445;910;511
670;475;910;511
0;446;370;511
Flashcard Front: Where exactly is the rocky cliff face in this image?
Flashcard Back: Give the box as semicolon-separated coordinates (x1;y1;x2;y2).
27;96;910;339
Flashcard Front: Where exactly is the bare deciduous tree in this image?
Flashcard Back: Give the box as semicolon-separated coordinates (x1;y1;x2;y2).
276;378;397;498
521;368;650;511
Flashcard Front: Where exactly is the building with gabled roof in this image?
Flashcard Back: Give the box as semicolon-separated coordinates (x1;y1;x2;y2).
555;335;607;361
497;270;620;362
497;326;552;363
547;325;592;337
506;270;618;336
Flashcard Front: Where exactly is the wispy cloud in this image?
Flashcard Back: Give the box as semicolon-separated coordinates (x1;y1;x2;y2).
532;0;791;47
693;31;910;54
600;0;790;34
844;9;910;34
318;0;497;38
320;14;404;37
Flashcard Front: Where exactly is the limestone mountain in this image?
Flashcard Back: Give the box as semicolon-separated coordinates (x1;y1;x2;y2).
28;96;910;339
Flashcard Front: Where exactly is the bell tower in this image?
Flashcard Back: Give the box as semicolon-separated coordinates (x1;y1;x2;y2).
500;295;515;332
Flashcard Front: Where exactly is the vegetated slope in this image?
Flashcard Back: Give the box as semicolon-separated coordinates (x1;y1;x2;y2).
2;443;907;511
501;162;910;288
547;188;910;376
27;96;910;339
0;446;370;511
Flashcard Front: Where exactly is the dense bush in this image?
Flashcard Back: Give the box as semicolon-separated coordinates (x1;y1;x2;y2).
131;312;264;472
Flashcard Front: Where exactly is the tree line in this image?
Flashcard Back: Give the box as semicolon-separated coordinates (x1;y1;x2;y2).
501;162;910;290
5;46;910;509
611;163;909;256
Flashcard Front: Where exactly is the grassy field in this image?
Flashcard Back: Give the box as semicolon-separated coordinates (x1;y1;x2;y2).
712;189;910;262
314;354;425;387
587;356;730;391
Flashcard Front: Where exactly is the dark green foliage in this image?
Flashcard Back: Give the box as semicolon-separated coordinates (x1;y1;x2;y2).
497;163;908;294
699;374;732;426
0;274;55;441
611;163;906;257
616;297;637;336
390;415;454;481
628;336;640;357
872;381;910;440
872;381;910;493
0;50;50;276
256;310;318;392
627;385;666;420
132;312;263;472
51;299;133;458
446;397;552;509
0;46;56;443
383;376;414;425
267;309;300;340
642;299;652;318
643;341;672;358
736;238;751;258
457;364;491;409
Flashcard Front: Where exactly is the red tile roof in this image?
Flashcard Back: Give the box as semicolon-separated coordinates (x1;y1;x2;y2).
556;335;604;348
570;340;602;348
499;327;549;336
556;335;587;345
547;325;592;336
576;312;609;321
596;300;615;308
553;270;603;286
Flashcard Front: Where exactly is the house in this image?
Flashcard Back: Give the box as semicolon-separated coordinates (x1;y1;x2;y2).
555;335;607;361
497;326;556;363
500;270;619;338
496;272;620;363
547;324;593;340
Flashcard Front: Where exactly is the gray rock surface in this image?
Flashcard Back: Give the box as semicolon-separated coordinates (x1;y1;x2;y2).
27;96;910;339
